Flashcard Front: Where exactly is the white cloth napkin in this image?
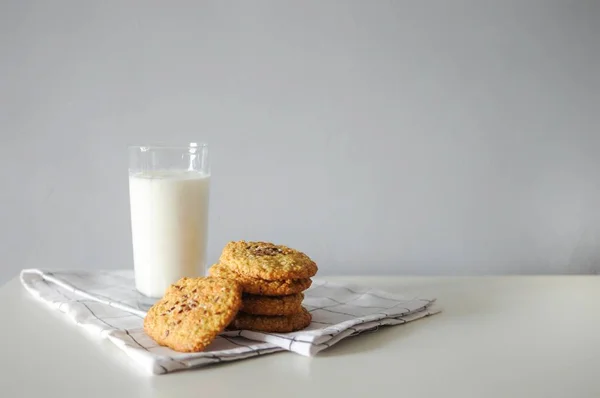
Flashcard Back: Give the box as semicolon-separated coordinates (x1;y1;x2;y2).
20;269;440;375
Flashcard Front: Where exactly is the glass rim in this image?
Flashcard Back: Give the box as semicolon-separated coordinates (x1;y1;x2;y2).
128;142;208;151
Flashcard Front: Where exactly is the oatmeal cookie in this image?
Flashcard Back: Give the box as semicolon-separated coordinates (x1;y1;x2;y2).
208;263;312;296
241;293;304;316
219;241;318;280
229;307;312;333
143;277;242;352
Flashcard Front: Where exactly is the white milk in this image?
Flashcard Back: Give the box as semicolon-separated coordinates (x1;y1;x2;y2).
129;170;210;297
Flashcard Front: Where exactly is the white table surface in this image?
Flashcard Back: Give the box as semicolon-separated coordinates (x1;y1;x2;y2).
2;274;600;398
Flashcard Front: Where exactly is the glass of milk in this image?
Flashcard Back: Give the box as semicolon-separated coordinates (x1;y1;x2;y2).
128;143;210;298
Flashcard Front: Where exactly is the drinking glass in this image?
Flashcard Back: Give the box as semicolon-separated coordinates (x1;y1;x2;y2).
128;143;210;298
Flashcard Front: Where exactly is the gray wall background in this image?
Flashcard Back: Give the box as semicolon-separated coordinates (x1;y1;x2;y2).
1;0;599;283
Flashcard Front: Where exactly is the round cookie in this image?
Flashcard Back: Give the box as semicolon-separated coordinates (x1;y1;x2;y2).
208;263;312;296
229;307;312;333
241;293;304;316
143;277;242;353
219;240;318;281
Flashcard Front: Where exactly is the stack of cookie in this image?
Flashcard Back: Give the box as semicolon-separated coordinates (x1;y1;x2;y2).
209;240;318;333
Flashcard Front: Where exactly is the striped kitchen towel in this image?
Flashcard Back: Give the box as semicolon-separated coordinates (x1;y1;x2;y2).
20;269;440;375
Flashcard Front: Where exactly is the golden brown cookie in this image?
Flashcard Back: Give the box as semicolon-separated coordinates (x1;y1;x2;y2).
143;277;242;353
241;293;304;316
219;240;318;281
208;262;312;296
229;307;312;333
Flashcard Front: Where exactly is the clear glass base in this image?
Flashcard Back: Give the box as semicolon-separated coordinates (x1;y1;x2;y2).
135;293;160;312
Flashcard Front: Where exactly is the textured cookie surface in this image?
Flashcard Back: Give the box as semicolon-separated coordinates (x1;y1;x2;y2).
229;307;312;333
208;262;312;296
241;293;304;316
219;241;318;280
143;277;242;352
